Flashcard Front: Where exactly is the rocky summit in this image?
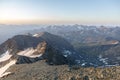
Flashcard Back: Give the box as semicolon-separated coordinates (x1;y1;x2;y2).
1;60;120;80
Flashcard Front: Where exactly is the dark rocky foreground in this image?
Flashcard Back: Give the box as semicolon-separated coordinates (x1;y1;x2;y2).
1;60;120;80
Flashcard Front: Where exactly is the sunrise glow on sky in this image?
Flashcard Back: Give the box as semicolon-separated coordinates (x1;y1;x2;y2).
0;0;120;25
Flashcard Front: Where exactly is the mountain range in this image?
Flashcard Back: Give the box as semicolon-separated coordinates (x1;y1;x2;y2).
0;24;120;79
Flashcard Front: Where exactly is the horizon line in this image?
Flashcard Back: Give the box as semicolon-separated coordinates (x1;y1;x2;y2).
0;19;120;26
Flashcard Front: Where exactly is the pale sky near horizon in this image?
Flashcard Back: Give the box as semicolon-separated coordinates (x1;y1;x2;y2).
0;0;120;25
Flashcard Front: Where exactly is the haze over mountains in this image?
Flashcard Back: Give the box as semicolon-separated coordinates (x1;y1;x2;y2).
0;24;44;44
0;24;119;44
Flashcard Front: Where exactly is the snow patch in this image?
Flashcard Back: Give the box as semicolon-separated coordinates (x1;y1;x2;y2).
81;62;87;66
17;48;42;58
33;33;43;37
63;50;72;57
0;60;17;78
98;55;108;65
0;51;12;63
33;33;40;37
63;55;68;57
63;50;72;55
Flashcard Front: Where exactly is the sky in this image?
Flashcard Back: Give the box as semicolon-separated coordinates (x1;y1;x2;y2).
0;0;120;25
